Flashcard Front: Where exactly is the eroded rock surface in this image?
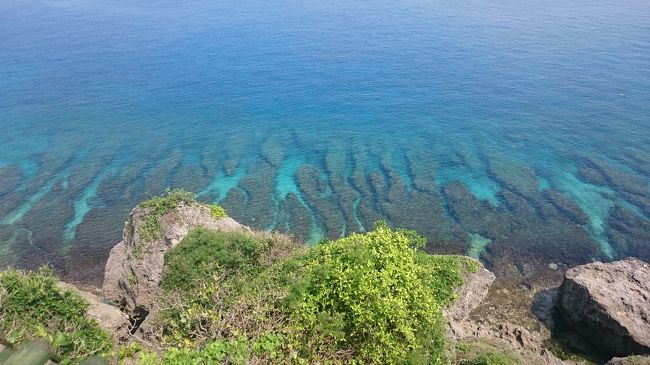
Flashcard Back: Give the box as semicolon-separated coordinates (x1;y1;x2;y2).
557;258;650;356
445;261;495;329
102;201;247;332
445;261;573;364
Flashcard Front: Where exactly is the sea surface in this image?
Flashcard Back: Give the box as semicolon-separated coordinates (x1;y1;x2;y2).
1;0;649;285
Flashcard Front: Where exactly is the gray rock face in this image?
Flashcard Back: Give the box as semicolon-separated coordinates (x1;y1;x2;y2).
445;261;495;330
557;258;650;356
102;201;247;332
58;282;129;338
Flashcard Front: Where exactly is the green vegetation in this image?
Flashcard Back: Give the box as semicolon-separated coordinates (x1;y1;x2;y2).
137;188;197;242
149;222;472;364
463;352;520;365
209;203;228;219
456;340;523;365
161;228;275;292
136;188;227;243
0;204;478;364
0;267;113;364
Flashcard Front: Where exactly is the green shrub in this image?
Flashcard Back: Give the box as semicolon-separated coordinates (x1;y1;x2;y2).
136;334;283;365
284;222;465;364
0;267;113;364
156;229;301;347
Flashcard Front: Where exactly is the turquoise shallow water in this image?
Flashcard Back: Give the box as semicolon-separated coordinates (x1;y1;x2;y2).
1;0;649;284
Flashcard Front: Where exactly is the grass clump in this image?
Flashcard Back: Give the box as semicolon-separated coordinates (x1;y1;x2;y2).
137;188;197;242
156;228;301;348
161;228;267;292
209;204;228;219
0;267;113;364
463;352;520;365
456;340;524;365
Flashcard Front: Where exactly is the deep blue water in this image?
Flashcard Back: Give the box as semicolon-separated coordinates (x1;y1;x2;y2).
1;0;649;284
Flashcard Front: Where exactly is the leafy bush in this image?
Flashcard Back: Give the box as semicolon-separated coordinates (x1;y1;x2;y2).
285;221;464;364
209;204;228;219
0;267;113;363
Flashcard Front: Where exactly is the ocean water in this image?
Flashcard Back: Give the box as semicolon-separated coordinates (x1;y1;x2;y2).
1;0;649;284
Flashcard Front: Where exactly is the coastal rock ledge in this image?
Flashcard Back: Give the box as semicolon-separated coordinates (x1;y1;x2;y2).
102;200;247;334
557;258;650;357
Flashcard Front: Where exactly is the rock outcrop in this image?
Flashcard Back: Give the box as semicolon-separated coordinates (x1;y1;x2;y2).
445;262;495;333
102;201;247;333
557;258;650;356
445;263;574;365
607;356;650;365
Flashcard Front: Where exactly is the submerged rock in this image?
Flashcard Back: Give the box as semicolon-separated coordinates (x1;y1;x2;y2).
102;200;246;333
557;258;650;356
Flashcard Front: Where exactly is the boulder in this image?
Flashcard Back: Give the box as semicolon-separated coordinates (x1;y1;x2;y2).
102;201;247;332
557;258;650;356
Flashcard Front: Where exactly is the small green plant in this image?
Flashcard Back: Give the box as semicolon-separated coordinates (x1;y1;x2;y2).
129;274;138;286
132;244;143;260
463;351;520;365
137;188;197;242
209;204;228;219
456;341;471;353
0;267;113;364
117;342;143;360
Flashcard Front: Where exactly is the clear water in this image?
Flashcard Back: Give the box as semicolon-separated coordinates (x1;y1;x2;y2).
1;0;649;284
